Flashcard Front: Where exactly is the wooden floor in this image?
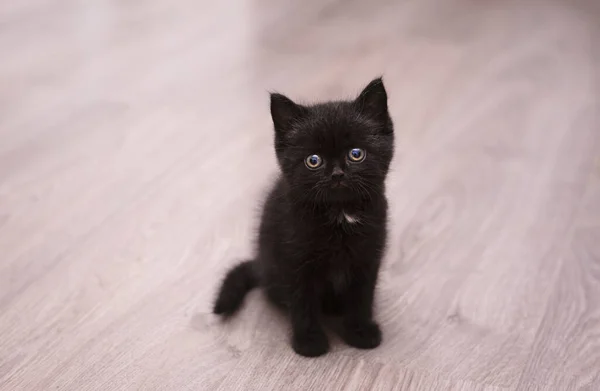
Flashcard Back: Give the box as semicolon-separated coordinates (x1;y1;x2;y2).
1;0;599;390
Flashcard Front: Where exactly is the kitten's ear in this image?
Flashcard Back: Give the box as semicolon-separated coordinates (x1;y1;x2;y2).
270;93;306;133
354;77;389;122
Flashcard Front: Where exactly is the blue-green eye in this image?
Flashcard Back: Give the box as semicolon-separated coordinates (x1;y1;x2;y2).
305;154;323;169
348;148;366;162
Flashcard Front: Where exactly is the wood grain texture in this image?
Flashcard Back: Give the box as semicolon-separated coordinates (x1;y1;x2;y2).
0;0;599;390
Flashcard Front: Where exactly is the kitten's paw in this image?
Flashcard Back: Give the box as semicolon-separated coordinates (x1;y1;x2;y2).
342;320;382;349
292;329;329;357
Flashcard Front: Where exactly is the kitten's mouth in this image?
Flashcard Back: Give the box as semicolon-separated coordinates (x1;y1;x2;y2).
330;181;348;189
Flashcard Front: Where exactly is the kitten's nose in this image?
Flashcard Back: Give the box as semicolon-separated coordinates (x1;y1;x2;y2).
331;167;345;181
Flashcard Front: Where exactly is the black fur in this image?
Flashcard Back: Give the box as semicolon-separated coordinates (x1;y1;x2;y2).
213;78;394;357
213;260;258;316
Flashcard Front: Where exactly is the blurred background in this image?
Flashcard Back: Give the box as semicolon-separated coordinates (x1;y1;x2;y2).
0;0;599;390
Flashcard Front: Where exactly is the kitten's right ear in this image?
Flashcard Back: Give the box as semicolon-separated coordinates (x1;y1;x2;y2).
354;77;389;122
270;93;306;133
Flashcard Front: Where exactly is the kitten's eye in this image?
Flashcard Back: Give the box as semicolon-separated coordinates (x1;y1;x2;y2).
348;148;366;163
305;154;323;170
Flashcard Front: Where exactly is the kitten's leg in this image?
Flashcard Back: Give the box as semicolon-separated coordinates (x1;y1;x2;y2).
289;282;329;357
341;264;382;349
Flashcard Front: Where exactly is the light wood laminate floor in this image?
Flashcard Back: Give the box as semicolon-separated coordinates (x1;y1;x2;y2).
1;0;599;390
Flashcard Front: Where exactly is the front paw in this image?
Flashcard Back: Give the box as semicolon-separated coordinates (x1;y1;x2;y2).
292;329;329;357
342;320;382;349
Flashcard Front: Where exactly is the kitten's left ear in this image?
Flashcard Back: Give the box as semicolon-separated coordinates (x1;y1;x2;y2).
270;93;307;133
354;77;390;124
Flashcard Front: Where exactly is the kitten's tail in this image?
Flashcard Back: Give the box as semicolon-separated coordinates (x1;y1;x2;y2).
213;260;259;316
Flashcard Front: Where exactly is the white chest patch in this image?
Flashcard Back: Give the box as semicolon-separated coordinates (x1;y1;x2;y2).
342;212;360;224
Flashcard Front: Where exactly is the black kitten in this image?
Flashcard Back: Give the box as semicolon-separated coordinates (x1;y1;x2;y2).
213;78;394;357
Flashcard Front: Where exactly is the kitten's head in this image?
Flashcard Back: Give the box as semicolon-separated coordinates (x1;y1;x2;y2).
270;78;394;205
